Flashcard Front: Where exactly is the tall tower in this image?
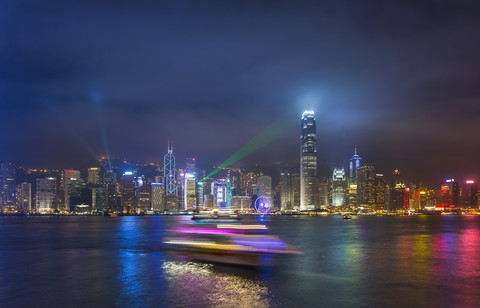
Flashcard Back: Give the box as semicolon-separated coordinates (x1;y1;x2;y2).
332;168;346;207
164;145;176;195
349;148;362;184
300;110;317;210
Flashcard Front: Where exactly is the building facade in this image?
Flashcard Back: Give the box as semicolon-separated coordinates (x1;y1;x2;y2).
300;110;318;210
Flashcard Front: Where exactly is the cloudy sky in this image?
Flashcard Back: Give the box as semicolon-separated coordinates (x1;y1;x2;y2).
1;0;480;184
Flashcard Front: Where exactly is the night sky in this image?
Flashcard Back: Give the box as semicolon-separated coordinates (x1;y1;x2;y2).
2;0;480;184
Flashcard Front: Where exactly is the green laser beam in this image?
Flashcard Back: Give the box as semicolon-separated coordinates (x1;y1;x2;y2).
201;112;295;181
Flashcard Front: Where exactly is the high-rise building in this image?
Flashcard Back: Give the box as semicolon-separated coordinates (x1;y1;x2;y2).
164;145;176;195
375;174;386;211
226;178;232;209
91;185;107;211
332;168;347;207
36;177;56;212
318;178;330;208
87;167;101;184
441;179;459;207
389;183;406;211
63;169;81;212
120;171;136;213
349;148;362;184
257;176;272;204
184;172;196;210
196;182;204;209
291;173;301;209
16;182;32;212
357;165;376;208
151;182;164;212
104;170;118;211
462;180;478;208
300;110;318;210
279;172;292;210
137;185;151;213
213;179;226;208
0;162;16;210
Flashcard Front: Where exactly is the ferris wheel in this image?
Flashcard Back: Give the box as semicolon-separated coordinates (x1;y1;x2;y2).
255;196;271;214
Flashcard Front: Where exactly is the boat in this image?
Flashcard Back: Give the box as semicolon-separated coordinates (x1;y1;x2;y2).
343;214;352;220
164;224;301;266
192;210;240;220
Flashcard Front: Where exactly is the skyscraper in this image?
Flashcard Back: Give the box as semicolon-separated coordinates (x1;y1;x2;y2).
87;167;101;184
0;162;16;210
279;172;292;210
164;145;176;195
300;110;317;210
16;182;32;212
120;171;135;213
357;165;376;209
213;179;226;208
332;168;347;207
64;169;82;212
375;173;386;211
36;177;56;212
257;176;272;203
184;158;197;210
184;173;196;210
151;182;164;212
349;148;362;184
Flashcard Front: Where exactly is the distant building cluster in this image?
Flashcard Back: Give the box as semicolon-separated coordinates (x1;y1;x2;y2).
1;110;479;214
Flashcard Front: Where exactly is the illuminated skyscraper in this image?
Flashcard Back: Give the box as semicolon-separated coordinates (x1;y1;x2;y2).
279;172;292;210
0;162;16;210
196;182;204;209
300;110;317;210
349;148;362;184
257;176;272;203
357;164;376;208
16;182;32;212
36;177;56;212
375;173;386;211
184;158;197;210
184;173;196;210
120;171;135;213
87;167;101;184
462;180;478;208
64;169;82;212
151;182;164;211
332;168;346;207
164;145;176;195
213;179;226;208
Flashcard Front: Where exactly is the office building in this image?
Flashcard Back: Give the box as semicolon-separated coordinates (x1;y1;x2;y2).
279;172;292;210
0;162;16;210
357;164;376;208
164;145;176;196
16;182;32;212
87;167;101;184
257;176;272;204
36;177;56;212
151;182;164;212
332;168;347;207
300;110;318;210
349;148;362;184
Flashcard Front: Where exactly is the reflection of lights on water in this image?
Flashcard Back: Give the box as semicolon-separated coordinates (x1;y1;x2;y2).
162;261;272;307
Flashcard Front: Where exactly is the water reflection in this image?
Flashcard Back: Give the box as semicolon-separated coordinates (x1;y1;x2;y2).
162;261;272;307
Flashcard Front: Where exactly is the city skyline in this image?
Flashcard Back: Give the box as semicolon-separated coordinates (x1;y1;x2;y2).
1;110;479;215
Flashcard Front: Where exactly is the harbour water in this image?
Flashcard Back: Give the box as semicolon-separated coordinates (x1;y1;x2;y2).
0;215;479;307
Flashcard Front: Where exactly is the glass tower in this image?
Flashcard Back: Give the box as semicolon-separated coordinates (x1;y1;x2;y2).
300;110;317;210
164;145;176;195
349;147;362;184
